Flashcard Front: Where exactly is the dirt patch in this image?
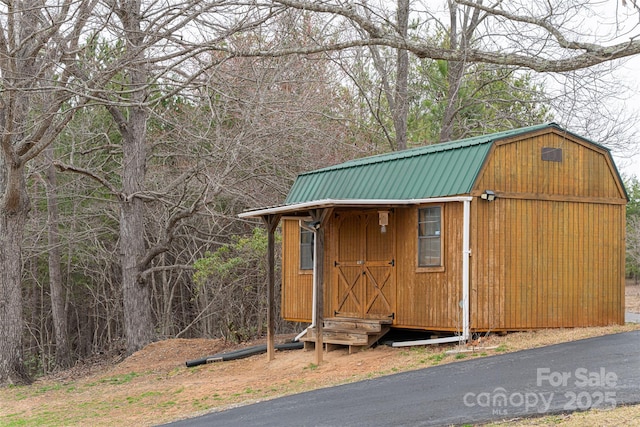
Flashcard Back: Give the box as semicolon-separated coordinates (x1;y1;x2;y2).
2;284;639;426
110;338;231;375
3;324;639;427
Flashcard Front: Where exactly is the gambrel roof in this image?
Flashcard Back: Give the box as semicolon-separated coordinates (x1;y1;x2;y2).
240;122;624;218
287;123;571;203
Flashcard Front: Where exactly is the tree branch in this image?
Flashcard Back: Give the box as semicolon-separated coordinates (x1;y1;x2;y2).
136;195;205;277
269;0;640;73
139;264;194;282
53;161;122;199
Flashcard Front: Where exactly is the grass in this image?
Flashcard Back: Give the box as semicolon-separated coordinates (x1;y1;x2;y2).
94;372;140;386
429;352;447;365
1;323;638;426
495;344;508;352
486;403;640;426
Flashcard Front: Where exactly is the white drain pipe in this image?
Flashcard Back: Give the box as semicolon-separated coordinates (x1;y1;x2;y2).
461;197;471;340
392;197;472;347
294;219;318;342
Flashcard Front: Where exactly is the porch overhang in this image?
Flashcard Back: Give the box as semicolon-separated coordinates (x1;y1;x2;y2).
238;195;474;361
238;196;473;219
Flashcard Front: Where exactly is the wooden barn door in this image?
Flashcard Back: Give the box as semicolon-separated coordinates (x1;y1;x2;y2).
333;211;396;320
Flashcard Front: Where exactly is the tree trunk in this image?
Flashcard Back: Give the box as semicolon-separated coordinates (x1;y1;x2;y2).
44;145;72;369
117;101;155;354
120;197;155;354
0;159;32;385
440;1;482;142
394;0;410;151
110;2;156;355
440;1;462;143
439;59;465;142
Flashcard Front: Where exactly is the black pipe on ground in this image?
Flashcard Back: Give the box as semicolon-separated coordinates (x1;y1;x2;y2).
185;341;303;368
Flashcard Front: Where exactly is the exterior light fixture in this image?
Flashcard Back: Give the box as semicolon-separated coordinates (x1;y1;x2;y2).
378;211;389;233
480;190;496;201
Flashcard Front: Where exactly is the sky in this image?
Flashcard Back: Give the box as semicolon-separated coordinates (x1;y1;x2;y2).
614;152;640;180
585;2;640;181
611;55;640;181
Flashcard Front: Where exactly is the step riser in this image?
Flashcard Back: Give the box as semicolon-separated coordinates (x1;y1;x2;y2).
301;318;391;349
325;317;391;329
323;321;382;332
328;317;393;325
305;329;369;345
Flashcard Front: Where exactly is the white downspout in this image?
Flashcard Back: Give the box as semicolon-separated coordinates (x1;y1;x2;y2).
461;197;471;340
392;197;472;347
294;220;317;342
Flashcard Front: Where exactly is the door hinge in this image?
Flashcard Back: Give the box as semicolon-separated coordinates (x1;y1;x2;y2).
389;259;395;266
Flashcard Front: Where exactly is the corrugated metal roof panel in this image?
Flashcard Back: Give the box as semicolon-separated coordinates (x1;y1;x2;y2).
285;123;561;204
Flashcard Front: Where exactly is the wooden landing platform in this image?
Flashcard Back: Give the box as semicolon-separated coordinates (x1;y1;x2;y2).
300;317;391;354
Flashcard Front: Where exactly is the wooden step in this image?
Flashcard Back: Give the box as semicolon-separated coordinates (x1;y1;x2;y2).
300;318;391;351
304;329;369;346
323;317;391;332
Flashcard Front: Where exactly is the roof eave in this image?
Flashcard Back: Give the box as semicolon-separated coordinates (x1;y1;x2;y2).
238;196;473;219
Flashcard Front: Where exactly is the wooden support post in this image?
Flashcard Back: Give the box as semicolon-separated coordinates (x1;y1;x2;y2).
314;221;324;365
262;214;281;361
309;208;332;365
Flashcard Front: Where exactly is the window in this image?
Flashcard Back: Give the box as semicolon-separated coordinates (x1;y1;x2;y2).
300;227;314;270
418;206;442;267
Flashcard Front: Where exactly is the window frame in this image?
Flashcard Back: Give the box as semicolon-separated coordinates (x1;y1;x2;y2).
417;205;445;272
299;226;314;273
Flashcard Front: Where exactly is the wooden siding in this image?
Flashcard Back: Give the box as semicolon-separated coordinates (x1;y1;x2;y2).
395;204;464;330
474;129;626;201
471;199;625;329
279;128;626;331
281;218;333;322
281;219;313;322
470;129;626;330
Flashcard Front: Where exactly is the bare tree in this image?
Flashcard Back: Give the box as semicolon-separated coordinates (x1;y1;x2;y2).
330;4;551;151
362;0;410;151
0;0;282;380
439;0;483;142
51;2;358;354
268;1;640;148
394;0;410;150
0;0;97;386
8;0;640;383
43;144;72;369
102;0;157;354
268;1;640;72
541;64;640;154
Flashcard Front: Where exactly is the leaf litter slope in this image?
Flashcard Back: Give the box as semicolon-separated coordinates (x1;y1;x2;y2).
1;289;639;427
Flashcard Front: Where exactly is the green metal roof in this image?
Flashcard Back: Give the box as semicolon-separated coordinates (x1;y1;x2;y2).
286;123;559;204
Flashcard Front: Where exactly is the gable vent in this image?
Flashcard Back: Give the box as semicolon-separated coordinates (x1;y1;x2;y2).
542;147;562;162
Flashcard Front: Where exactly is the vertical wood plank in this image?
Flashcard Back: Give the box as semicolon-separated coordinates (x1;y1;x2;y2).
281;219;313;322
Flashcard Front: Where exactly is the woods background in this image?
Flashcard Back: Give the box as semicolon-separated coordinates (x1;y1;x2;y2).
2;0;640;385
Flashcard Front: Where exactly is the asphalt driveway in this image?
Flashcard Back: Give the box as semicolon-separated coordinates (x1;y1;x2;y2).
163;330;640;427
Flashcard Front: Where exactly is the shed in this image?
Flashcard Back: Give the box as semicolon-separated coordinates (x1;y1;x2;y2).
240;123;628;359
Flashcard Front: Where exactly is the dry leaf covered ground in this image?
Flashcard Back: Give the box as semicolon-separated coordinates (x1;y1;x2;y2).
1;282;639;427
